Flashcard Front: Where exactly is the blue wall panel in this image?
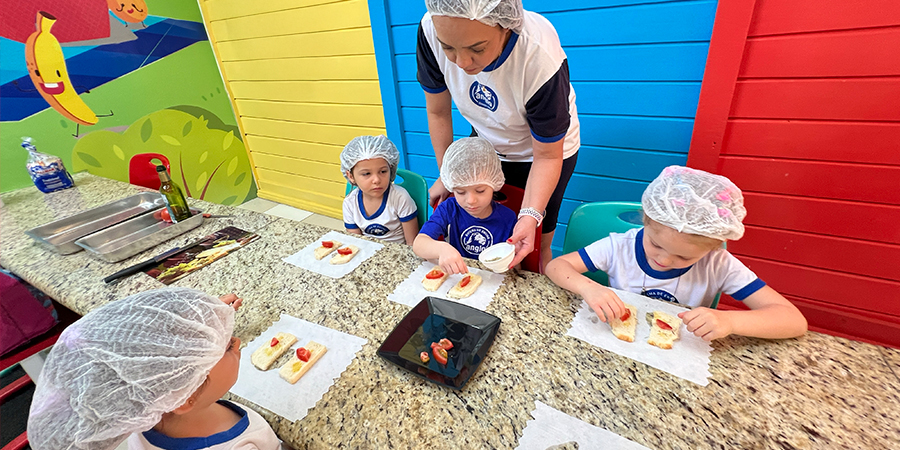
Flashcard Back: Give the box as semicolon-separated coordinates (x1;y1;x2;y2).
367;0;717;255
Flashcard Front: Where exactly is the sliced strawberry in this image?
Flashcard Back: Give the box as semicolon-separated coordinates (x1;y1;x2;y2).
459;275;471;287
619;310;631;322
337;247;353;256
656;319;673;330
296;347;311;362
321;241;334;248
425;268;444;280
270;337;279;347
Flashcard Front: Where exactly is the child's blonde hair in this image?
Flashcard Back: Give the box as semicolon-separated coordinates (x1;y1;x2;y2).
643;215;724;251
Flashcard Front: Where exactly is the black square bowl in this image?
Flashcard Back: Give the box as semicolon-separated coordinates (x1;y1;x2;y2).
378;297;501;390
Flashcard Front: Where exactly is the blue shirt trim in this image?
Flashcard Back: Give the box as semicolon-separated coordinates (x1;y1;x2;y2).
399;211;418;222
635;228;693;280
731;278;766;300
357;186;390;220
420;83;447;94
483;32;519;72
345;223;359;229
531;129;566;143
141;400;248;450
578;248;598;272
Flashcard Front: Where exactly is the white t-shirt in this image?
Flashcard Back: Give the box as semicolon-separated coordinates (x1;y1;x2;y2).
579;228;766;308
127;400;281;450
343;184;418;244
417;11;580;162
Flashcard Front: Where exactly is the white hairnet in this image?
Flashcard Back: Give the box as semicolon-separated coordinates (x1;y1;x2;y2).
426;0;524;33
28;288;235;450
340;135;400;185
440;137;505;191
642;165;746;241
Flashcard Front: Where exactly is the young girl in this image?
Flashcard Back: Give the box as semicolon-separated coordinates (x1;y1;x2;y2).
413;137;516;274
27;288;281;450
546;166;807;341
341;135;419;245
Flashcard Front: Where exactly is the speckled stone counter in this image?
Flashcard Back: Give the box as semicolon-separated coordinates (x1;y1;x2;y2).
3;174;899;449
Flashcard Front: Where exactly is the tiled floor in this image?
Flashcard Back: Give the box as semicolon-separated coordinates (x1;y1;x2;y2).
237;197;344;231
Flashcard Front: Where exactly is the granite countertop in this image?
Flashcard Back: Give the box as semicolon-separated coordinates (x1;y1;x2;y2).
2;174;899;449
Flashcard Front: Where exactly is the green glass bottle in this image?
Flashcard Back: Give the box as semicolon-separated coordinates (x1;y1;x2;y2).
156;165;192;222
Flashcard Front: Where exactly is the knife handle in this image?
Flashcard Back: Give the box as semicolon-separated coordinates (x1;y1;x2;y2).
103;259;158;284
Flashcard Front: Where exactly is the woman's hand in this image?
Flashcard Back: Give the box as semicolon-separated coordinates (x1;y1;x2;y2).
428;178;451;208
507;215;538;268
219;293;243;311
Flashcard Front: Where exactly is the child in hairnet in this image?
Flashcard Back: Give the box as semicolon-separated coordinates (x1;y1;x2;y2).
341;135;419;245
546;166;807;341
414;137;516;274
27;288;281;450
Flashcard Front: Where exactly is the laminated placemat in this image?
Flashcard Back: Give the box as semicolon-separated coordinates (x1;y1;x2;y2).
387;260;505;311
566;287;713;386
230;314;367;422
283;230;384;278
517;401;651;450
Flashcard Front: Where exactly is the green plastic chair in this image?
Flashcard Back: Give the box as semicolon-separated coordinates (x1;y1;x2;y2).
345;168;429;229
562;201;722;309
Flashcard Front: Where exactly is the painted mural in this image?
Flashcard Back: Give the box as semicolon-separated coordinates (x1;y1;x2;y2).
0;0;256;205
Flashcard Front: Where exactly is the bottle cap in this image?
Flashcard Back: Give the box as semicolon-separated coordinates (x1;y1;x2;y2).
156;165;167;173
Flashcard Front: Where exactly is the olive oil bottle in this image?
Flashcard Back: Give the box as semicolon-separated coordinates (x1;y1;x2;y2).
156;165;192;222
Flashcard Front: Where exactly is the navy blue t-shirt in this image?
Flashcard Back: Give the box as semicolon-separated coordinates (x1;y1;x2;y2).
420;198;516;259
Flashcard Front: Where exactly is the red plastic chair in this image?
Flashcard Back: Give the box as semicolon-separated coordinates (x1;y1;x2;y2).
129;153;170;189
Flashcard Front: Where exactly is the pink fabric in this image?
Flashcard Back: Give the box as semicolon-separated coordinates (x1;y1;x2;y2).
0;273;57;356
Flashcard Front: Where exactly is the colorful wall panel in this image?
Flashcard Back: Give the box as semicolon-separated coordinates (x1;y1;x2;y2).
199;0;387;218
368;0;718;254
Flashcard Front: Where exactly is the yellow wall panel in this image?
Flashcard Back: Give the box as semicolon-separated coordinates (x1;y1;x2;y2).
216;28;375;61
237;101;385;128
199;0;385;218
223;55;378;81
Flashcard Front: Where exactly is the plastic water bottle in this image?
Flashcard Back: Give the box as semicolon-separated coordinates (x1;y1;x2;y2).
22;137;75;193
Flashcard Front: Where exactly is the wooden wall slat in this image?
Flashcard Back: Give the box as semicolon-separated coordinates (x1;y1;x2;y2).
244;135;342;164
237;101;385;128
748;0;900;37
741;28;900;78
720;157;900;204
252;153;344;183
731;226;900;281
210;0;370;42
223;55;378;81
241;117;384;147
257;169;344;198
730;79;900;120
203;0;339;22
743;193;900;244
216;28;375;61
230;81;383;104
720;120;900;165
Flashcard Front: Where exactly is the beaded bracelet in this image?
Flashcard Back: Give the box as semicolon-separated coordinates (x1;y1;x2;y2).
517;207;544;228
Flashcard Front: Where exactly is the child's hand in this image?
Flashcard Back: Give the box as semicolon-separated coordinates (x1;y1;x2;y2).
219;293;243;311
678;308;733;341
438;244;468;275
582;284;626;323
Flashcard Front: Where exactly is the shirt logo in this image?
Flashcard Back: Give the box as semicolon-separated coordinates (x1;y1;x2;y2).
641;289;680;304
364;223;390;236
469;81;498;112
460;225;493;255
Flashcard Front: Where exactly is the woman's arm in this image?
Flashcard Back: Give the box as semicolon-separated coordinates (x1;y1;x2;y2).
508;138;564;266
425;90;454;207
401;219;419;246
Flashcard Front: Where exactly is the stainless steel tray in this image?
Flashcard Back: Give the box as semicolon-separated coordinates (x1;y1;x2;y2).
75;208;204;263
25;192;167;254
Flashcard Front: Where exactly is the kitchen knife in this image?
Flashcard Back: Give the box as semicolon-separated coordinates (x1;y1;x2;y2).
103;235;211;284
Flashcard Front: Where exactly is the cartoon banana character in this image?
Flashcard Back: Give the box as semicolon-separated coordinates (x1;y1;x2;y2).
25;11;98;126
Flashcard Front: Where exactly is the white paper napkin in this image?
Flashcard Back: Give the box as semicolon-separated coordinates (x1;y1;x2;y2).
566;288;713;386
387;260;505;311
283;230;384;278
517;401;651;450
230;314;367;422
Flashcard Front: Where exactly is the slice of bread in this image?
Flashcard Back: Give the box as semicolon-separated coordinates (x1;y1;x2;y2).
314;240;342;260
278;341;328;384
251;332;298;370
609;303;638;343
422;268;449;291
647;311;682;350
329;245;359;265
447;274;482;299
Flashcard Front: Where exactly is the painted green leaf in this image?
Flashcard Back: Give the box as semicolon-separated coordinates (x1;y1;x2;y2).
222;195;237;205
199;151;208;164
141;119;152;142
227;157;238;176
112;145;125;160
182;121;192;136
77;152;102;168
160;135;181;146
222;131;234;150
234;172;246;186
196;172;208;192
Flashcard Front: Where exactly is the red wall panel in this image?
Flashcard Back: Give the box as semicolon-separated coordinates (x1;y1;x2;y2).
730;79;900;121
748;0;900;36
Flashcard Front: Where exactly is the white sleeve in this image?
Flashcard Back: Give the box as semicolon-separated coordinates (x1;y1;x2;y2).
393;186;418;222
342;192;358;229
578;236;614;273
714;250;766;300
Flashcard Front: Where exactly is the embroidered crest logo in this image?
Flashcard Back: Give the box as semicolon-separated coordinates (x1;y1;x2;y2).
469;81;498;112
640;289;680;304
364;223;390;236
460;225;493;255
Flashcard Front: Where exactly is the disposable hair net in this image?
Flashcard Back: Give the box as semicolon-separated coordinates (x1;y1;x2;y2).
425;0;525;33
340;135;400;185
642;165;746;241
440;137;505;191
27;287;235;450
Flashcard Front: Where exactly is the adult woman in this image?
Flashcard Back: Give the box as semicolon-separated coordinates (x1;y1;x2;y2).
417;0;580;270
